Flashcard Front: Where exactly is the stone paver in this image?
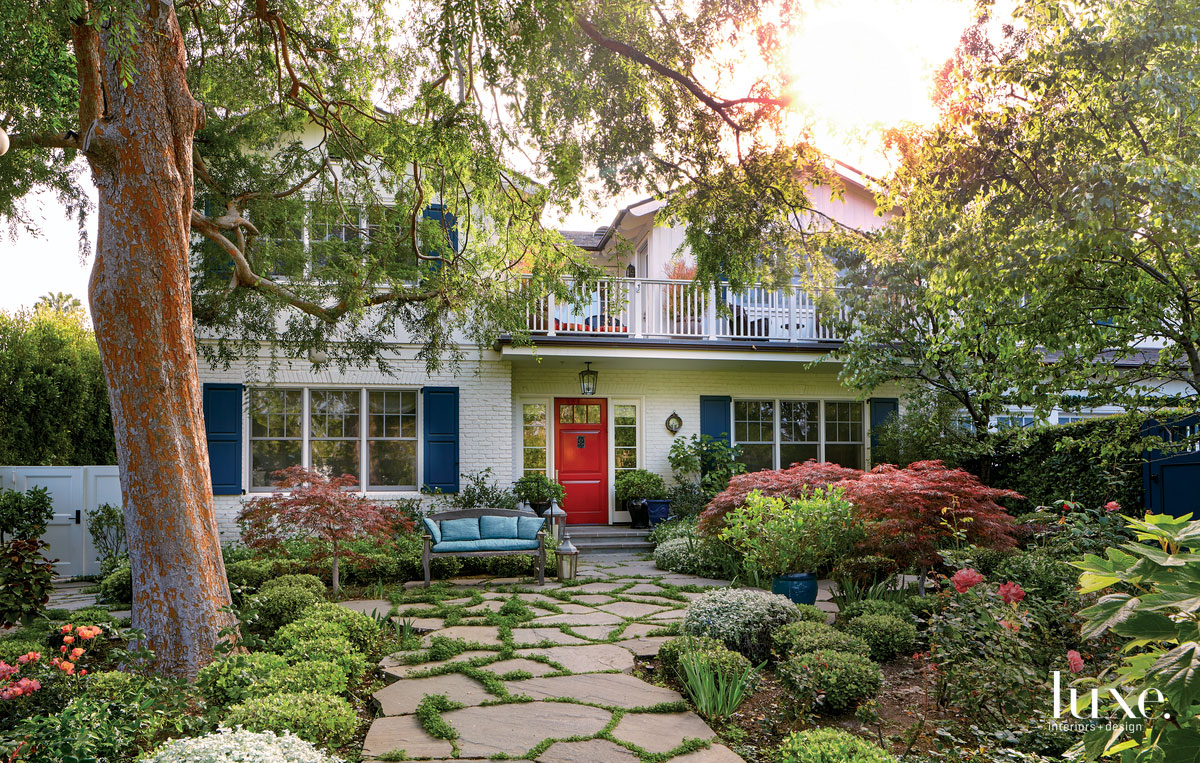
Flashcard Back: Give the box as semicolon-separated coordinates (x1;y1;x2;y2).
597;600;674;618
420;625;503;646
338;599;393;616
373;672;493;716
569;594;615;605
612;712;717;754
444;701;612;757
381;649;495;678
622;583;669;595
538;739;640;762
517;644;635;673
552;602;597;614
485;657;557;677
619;622;663;639
671;744;745;762
465;599;506;613
532;611;625;626
618;636;671;657
504;673;682;708
510;627;589;646
362;715;454;759
648;609;686;621
574;582;624;593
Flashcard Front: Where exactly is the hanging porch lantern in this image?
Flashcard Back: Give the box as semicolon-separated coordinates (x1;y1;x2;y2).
578;362;598;396
556;534;579;580
545;506;568;541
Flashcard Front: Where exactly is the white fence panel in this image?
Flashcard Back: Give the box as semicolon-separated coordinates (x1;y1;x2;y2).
0;466;121;577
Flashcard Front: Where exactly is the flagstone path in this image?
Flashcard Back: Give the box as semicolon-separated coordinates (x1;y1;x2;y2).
344;553;766;762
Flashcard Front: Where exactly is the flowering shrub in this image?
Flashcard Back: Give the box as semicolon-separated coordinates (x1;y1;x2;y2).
844;614;917;663
700;460;1021;571
683;588;802;662
0;622;103;730
927;571;1039;721
238;466;413;595
778;649;882;713
718;489;861;576
223;691;358;750
142;727;343;763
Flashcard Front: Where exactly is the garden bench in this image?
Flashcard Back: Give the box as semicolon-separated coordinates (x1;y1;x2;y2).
421;508;546;587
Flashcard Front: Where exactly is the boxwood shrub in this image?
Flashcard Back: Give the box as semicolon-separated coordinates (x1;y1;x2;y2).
777;728;895;762
223;691;357;751
270;619;351;654
98;560;132;606
778;649;882;713
259;574;326;598
249;585;324;633
844;614;917;663
263;660;349;698
196;652;290;708
835;598;911;625
225;559;280;590
772;621;869;661
683;588;802;662
282;636;367;681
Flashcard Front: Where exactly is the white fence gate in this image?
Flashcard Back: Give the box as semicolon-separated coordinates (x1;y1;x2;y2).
0;466;121;578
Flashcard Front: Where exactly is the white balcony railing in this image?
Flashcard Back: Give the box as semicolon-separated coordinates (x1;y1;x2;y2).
523;277;847;342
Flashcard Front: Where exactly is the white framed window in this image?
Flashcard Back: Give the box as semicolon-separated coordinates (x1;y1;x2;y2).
522;402;548;476
613;401;640;474
732;399;864;471
249;386;419;491
995;414;1038;430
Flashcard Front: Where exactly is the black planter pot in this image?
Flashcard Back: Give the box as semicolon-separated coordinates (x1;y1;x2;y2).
529;500;553;517
627;498;650;529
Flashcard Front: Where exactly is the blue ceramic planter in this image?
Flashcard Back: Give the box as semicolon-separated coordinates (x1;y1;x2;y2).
773;572;819;606
645;499;672;526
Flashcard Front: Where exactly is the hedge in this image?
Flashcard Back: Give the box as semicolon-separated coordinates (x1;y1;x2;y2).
990;415;1144;511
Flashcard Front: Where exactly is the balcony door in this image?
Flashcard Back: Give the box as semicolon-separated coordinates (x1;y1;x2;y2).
554;399;608;524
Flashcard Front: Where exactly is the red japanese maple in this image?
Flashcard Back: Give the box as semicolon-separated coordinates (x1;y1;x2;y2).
237;466;412;595
699;459;1021;569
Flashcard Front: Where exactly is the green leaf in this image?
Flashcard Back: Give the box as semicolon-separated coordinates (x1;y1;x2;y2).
1155;727;1200;763
1111;611;1179;641
1080;593;1140;640
1145;642;1200;712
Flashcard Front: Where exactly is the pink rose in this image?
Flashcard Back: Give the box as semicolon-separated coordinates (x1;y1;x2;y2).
1067;650;1084;674
997;581;1026;604
951;568;984;593
1105;501;1121;512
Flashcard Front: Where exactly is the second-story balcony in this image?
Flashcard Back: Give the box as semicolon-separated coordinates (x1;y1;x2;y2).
523;277;847;344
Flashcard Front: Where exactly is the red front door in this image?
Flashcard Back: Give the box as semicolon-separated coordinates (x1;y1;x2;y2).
554;398;608;524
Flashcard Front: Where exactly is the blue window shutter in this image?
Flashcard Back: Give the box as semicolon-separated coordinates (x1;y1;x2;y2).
699;396;732;445
422;204;459;259
423;387;460;493
202;383;242;495
869;398;899;450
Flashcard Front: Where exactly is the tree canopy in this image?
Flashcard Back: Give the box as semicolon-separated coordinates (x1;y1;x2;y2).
3;0;850;371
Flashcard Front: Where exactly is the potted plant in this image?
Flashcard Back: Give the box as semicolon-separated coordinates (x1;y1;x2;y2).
615;469;668;529
718;488;862;605
514;473;566;516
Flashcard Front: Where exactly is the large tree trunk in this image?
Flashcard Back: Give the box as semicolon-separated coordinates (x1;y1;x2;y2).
81;2;234;678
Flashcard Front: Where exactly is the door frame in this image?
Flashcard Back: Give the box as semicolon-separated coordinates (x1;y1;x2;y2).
553;397;610;524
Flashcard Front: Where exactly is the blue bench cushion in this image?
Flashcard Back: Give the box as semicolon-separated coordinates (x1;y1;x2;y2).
480;515;519;539
432;539;541;553
422;517;441;544
517;516;545;540
440;517;480;542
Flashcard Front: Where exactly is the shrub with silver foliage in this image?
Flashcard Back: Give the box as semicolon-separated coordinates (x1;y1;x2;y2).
684;587;802;662
142;727;343;762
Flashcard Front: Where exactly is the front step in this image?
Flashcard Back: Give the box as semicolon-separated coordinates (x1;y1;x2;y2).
565;524;653;555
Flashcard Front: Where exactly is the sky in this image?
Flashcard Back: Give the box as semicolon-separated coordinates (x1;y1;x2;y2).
0;0;983;315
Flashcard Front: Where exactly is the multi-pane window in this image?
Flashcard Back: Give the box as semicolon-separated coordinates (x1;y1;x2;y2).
614;404;638;473
732;399;864;472
734;400;775;473
779;401;819;468
250;389;303;488
368;390;417;489
560;403;602;423
522;403;548;476
824;402;864;470
995;414;1037;429
309;389;360;479
249;387;419;491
